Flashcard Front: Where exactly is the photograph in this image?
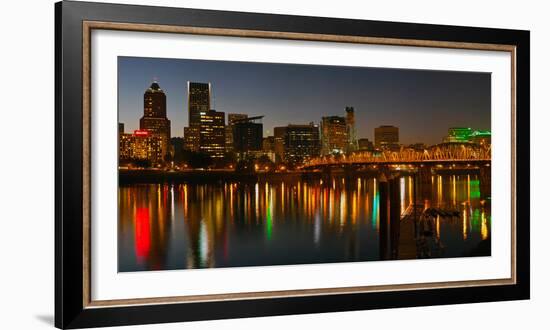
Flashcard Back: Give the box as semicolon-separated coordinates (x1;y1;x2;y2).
49;1;531;328
117;56;492;272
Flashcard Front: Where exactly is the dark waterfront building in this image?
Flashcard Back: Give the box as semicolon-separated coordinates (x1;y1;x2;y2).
233;116;263;158
283;123;321;164
262;136;276;162
345;106;358;153
263;136;275;153
357;138;374;151
170;137;185;163
374;125;399;150
139;81;171;159
225;113;248;152
408;143;427;151
199;109;226;158
273;126;287;163
321;116;347;155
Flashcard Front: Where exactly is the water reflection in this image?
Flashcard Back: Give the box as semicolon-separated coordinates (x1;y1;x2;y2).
118;174;491;272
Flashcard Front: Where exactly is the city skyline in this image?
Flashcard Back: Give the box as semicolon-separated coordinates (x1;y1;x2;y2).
118;56;492;272
118;56;491;146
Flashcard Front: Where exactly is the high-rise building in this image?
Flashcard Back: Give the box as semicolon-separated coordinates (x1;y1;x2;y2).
233;116;263;159
199;109;226;158
184;82;211;152
139;81;171;159
374;125;399;150
273;126;287;163
118;122;124;135
187;82;211;126
321;116;347;155
225;113;248;152
284;123;320;164
357;138;374;151
345;106;358;153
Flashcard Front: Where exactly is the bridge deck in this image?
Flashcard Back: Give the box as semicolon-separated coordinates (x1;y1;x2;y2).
302;159;491;170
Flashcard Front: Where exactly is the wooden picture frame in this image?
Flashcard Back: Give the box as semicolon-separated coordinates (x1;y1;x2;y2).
55;1;530;328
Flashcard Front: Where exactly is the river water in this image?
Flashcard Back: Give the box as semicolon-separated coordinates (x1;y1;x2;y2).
118;174;490;272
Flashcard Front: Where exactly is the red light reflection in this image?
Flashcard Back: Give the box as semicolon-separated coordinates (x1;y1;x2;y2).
135;208;151;262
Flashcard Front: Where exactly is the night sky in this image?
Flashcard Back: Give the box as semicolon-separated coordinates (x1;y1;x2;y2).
118;56;490;146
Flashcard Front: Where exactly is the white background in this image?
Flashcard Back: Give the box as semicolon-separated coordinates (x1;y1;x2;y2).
0;0;545;329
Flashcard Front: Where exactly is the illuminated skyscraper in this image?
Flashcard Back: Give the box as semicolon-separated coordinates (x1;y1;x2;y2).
187;82;211;125
321;116;347;155
139;81;171;158
184;81;212;152
345;106;358;153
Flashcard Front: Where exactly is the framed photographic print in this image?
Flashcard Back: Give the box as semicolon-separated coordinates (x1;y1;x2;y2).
55;1;530;328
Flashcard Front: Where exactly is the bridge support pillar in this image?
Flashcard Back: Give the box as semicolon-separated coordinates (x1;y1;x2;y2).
344;166;355;190
479;164;491;201
378;172;401;260
378;175;390;260
417;165;433;206
389;176;401;259
321;167;331;187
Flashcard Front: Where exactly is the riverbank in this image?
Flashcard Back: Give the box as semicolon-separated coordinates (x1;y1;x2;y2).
119;169;305;184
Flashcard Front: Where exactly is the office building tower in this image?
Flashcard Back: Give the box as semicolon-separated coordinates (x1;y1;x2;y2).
321;116;347;155
225;113;248;152
345;106;358;153
187;82;211;126
139;81;171;159
284;123;320;164
198;109;226;158
233;116;263;158
374;125;399;150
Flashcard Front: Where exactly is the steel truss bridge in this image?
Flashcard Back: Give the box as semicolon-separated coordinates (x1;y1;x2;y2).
301;143;491;170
